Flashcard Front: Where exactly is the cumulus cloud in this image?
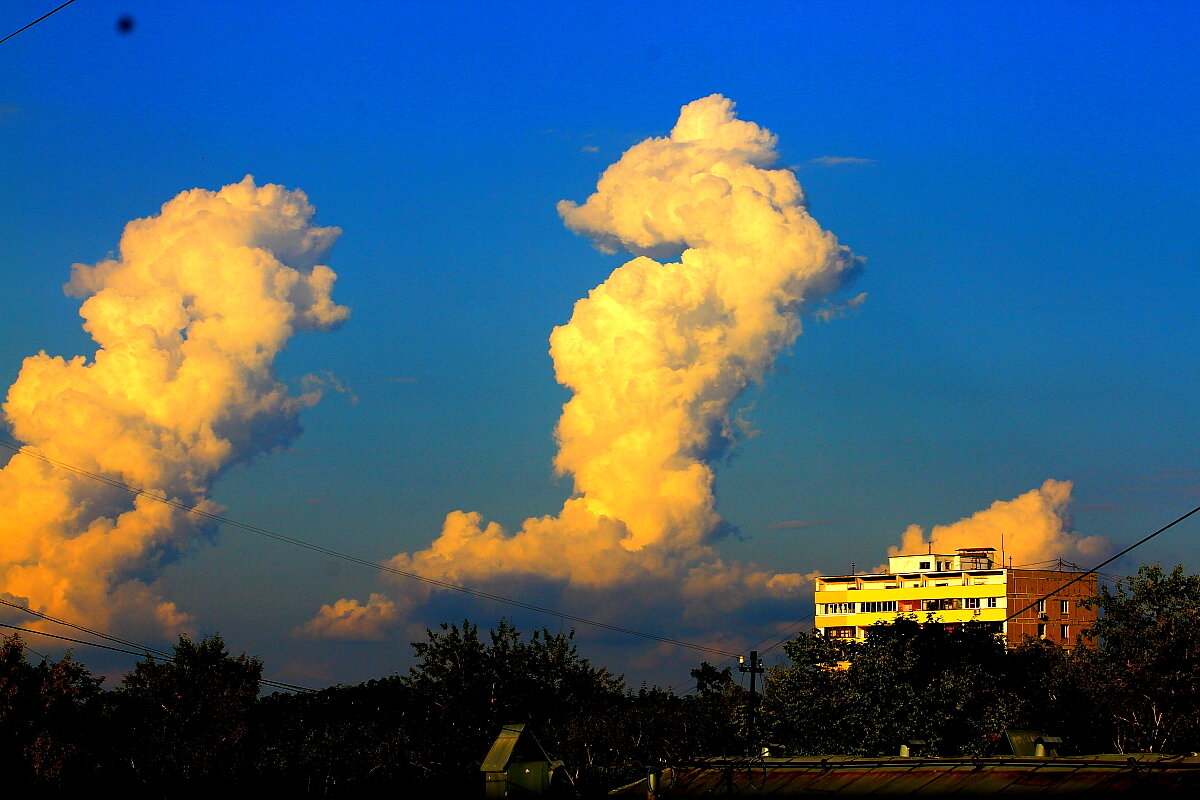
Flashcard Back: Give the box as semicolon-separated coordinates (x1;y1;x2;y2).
310;95;860;637
0;176;347;637
887;479;1111;568
298;593;399;641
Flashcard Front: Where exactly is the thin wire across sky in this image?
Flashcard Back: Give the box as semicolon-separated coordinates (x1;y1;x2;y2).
0;438;740;659
3;435;1197;689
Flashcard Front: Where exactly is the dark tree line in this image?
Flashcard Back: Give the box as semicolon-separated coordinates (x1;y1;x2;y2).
0;619;744;797
2;564;1199;796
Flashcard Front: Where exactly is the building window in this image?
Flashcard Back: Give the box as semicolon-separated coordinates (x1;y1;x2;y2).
1060;624;1070;640
821;603;855;615
1060;599;1070;615
1036;599;1046;613
1037;623;1047;638
924;598;961;611
986;597;998;608
826;627;856;640
860;601;897;613
898;599;920;613
919;561;931;570
964;597;981;609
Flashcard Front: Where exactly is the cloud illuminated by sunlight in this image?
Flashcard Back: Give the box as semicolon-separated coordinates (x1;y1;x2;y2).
309;94;861;638
299;593;399;641
0;177;346;637
887;479;1110;568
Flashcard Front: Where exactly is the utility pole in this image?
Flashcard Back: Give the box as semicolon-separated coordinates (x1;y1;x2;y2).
739;650;765;755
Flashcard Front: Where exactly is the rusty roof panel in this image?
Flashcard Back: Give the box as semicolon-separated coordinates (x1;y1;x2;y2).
653;755;1200;797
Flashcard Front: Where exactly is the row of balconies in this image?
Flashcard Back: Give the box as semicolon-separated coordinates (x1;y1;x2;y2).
818;597;1006;615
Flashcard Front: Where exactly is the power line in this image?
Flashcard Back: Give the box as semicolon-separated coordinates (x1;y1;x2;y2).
0;595;173;659
0;593;313;692
19;640;49;660
667;614;816;694
0;0;79;46
759;613;815;656
0;622;313;693
0;595;314;692
1004;501;1200;624
0;438;740;659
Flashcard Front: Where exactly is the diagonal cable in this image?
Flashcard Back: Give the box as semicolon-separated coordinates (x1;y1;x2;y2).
1004;502;1200;624
0;621;312;692
0;0;79;46
0;438;740;658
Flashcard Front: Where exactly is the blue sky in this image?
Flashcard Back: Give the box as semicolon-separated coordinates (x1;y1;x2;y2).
1;1;1198;687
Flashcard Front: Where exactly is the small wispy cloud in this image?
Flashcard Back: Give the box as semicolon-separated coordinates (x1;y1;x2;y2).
814;291;867;322
810;155;874;167
301;371;358;404
581;144;600;153
386;376;419;384
766;518;837;531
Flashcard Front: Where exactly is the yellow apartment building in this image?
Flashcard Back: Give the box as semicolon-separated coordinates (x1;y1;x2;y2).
813;547;1097;647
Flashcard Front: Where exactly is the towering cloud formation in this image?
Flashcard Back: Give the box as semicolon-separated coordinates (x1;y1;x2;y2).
306;95;858;638
0;177;346;636
887;479;1110;568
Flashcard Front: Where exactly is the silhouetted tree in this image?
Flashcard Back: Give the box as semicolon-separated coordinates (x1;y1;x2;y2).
1000;636;1104;754
690;661;733;698
10;566;1196;796
764;618;1022;756
113;633;262;792
400;619;624;795
255;676;418;795
761;630;858;755
1078;564;1200;752
0;634;103;788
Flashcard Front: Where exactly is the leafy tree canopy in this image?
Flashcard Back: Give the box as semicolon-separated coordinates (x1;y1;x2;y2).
1080;564;1200;752
0;634;103;788
115;633;263;788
